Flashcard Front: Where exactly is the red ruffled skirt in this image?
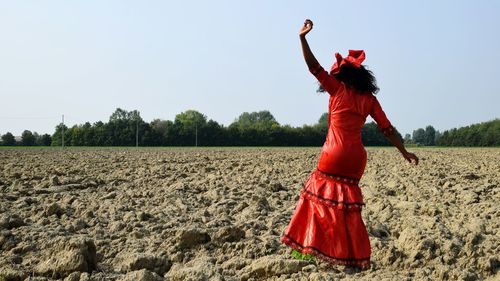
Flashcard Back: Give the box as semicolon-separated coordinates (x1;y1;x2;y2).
281;169;371;269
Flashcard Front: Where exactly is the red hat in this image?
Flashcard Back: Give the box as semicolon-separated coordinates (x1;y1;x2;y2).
330;50;366;74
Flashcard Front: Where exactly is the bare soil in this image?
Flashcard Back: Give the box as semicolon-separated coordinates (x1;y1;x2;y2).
0;147;498;280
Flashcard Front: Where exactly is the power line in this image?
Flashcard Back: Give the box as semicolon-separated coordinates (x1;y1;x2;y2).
0;116;59;120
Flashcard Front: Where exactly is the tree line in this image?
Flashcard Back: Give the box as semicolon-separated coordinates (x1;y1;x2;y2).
1;108;393;147
404;119;499;146
435;119;499;146
1;108;497;147
1;130;52;146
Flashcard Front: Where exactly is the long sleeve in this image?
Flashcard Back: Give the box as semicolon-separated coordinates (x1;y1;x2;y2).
310;64;342;95
370;97;394;135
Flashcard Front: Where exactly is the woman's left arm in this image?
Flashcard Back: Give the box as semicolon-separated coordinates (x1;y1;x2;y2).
384;128;419;165
370;98;419;165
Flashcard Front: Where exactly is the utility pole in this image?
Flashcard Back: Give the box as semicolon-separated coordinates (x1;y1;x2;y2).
136;119;139;148
195;122;198;147
62;114;65;148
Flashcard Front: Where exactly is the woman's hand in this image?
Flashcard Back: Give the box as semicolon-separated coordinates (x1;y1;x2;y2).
299;19;320;71
300;19;313;38
383;128;419;166
403;151;419;165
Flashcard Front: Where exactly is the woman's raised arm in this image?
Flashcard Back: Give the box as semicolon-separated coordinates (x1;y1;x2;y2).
299;19;320;71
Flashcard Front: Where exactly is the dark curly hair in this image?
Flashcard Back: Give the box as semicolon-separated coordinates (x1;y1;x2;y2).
317;65;379;94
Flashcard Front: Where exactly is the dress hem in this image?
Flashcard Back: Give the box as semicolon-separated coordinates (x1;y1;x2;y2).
281;234;371;270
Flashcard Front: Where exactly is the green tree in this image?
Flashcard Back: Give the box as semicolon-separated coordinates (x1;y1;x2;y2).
203;120;224;146
229;111;280;145
298;124;323;146
424;125;436;146
362;122;391;146
226;124;241;146
434;130;441;145
412;128;426;145
51;124;69;146
69;125;85;146
151;119;166;132
403;133;412;144
484;120;500;146
316;112;329;136
232;111;279;130
33;132;40;145
21;130;36;146
109;108;140;122
1;132;16;146
437;131;449;146
175;110;207;128
174;110;207;146
37;134;52;146
150;119;178;145
93;121;108;146
107;108;144;146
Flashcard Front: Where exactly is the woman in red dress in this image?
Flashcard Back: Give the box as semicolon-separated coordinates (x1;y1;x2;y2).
281;19;419;270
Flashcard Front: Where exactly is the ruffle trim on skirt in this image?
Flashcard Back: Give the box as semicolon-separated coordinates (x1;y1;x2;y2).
281;234;371;270
300;189;364;211
301;169;364;211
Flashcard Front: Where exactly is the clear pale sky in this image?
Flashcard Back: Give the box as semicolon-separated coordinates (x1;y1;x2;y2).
1;1;499;136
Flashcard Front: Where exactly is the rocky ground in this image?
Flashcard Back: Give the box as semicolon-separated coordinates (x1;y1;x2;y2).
0;147;498;281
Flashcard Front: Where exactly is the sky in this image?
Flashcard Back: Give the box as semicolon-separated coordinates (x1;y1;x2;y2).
1;0;499;136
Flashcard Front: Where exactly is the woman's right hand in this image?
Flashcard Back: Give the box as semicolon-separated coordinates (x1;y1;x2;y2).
403;151;419;165
300;19;313;38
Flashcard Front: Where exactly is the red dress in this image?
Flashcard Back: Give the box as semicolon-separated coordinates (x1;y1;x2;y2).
281;64;393;269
